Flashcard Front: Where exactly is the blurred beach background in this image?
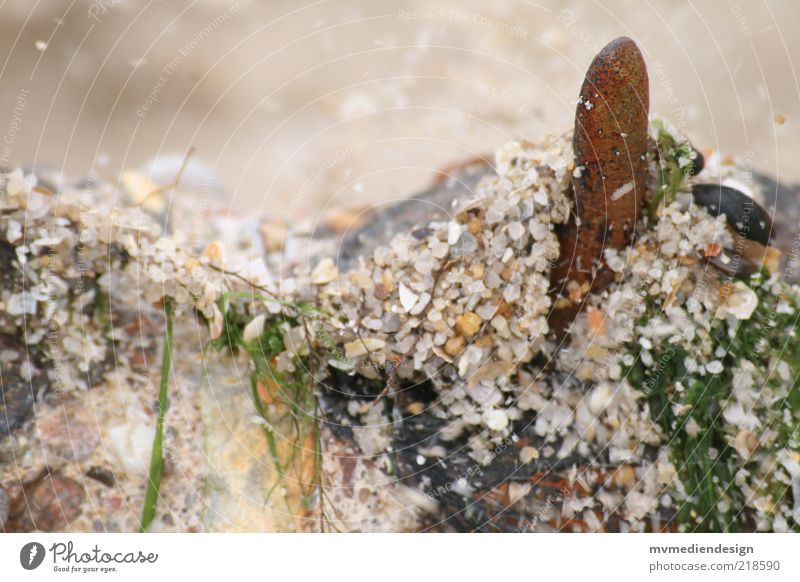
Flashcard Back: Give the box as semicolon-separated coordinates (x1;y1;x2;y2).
1;0;798;219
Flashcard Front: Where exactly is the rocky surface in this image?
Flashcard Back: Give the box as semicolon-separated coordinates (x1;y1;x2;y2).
0;118;797;532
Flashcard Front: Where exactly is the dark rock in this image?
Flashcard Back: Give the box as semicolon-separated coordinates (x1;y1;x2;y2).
0;238;19;288
0;486;8;529
86;466;116;488
4;470;85;532
336;161;489;272
0;334;48;438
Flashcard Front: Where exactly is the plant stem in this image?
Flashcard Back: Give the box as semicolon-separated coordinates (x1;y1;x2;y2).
139;299;174;532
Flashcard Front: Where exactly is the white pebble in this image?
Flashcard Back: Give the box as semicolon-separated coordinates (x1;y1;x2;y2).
398;283;419;312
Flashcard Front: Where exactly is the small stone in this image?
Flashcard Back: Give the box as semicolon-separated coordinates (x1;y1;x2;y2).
455;312;482;337
431;241;449;259
398;283;419;312
733;429;759;459
508;482;531;504
373;283;389;300
476;303;498;320
528;220;549;241
6;291;37;315
411;227;434;239
450;232;478;258
520;446;539;464
486;205;505;224
382;313;401;333
414;250;435;275
361;317;383;331
344;338;386;359
613;465;636;490
507;221;525;240
405;402;425;415
8;472;85;532
86;466;117;488
500;263;516;281
381;270;395;293
310;258;338;284
409;292;431;315
467;217;483;234
588;383;614;415
447;221;461;244
723;282;758;320
502;284;521;302
0;334;48;437
39;405;101;462
444;335;466;356
483;409;509;431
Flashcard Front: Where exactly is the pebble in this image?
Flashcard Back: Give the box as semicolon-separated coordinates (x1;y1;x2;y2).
0;334;47;437
483;409;509;431
86;466;117;488
344;338;386;359
613;465;637;490
447;221;461;244
467;217;482;234
9;472;85;532
413;250;435;275
723;282;758;320
38;404;101;462
444;336;465;356
373;283;389;300
733;429;759;459
450;232;478;258
519;446;539;464
455;312;482;337
398;283;419;312
310;258;338;284
507;221;525;240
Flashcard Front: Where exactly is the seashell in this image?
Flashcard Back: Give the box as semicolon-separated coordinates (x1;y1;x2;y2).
692;183;773;246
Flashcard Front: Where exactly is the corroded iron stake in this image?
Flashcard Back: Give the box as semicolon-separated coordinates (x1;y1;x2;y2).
550;36;649;332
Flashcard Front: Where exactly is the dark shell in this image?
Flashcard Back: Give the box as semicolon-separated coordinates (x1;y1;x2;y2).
708;248;760;277
690;148;704;176
692;183;773;246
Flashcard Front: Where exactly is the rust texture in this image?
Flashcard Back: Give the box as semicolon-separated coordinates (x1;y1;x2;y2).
550;36;649;332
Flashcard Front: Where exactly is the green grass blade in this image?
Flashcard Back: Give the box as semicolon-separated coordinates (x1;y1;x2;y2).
139;300;174;532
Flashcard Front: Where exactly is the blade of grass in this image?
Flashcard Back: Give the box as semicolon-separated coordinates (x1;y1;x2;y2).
139;299;173;532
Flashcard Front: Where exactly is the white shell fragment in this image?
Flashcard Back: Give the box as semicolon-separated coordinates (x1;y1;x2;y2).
722;282;759;320
398;283;419;312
